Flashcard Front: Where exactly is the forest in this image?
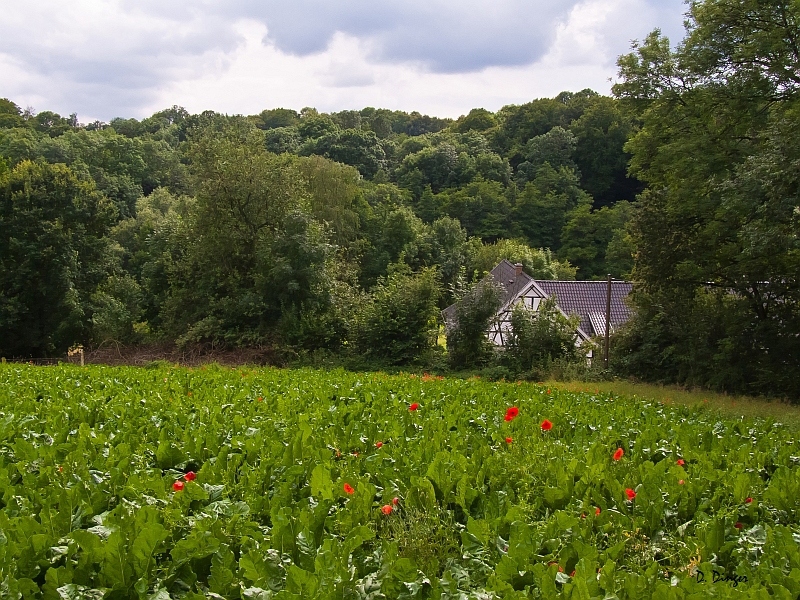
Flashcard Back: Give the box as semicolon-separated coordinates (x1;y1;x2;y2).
1;0;798;398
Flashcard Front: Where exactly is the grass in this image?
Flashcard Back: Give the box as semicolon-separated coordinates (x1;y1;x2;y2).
544;378;800;428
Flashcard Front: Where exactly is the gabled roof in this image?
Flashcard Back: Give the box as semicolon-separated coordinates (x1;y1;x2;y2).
490;259;533;311
442;259;532;326
534;280;633;337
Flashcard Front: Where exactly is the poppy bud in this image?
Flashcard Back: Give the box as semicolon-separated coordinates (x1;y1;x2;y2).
173;481;184;492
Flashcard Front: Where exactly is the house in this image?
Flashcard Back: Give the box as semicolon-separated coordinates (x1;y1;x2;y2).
443;259;633;347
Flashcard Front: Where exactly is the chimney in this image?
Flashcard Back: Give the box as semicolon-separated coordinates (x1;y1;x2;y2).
514;263;524;277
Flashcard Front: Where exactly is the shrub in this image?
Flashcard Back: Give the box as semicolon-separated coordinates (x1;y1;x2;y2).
350;266;440;365
445;278;503;369
503;296;582;377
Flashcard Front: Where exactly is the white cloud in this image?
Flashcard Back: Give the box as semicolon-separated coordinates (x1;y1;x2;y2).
0;0;687;121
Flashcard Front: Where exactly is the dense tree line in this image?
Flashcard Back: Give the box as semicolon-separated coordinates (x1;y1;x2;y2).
0;89;633;361
1;0;796;397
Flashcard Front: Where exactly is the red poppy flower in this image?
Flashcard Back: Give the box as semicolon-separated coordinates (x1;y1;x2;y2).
173;481;184;492
381;505;393;515
392;497;399;506
678;479;685;485
409;403;419;411
257;397;263;402
541;419;553;431
504;407;519;422
625;488;636;501
343;483;355;495
595;507;601;516
570;570;576;578
58;466;63;473
613;448;624;461
735;522;743;529
676;458;685;466
375;441;383;448
184;471;196;481
505;437;513;444
745;497;753;504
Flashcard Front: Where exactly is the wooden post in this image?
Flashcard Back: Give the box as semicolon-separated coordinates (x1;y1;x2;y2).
80;348;85;367
604;274;612;370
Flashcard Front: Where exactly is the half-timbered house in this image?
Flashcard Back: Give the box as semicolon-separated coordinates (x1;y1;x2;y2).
443;259;633;349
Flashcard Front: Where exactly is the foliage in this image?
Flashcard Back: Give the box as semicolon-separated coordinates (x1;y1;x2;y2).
445;278;503;369
0;161;117;357
350;266;441;365
559;201;634;279
469;238;576;281
2;363;800;598
511;164;592;251
503;297;583;377
612;0;800;398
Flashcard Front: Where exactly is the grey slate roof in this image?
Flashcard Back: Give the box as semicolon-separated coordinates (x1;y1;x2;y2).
534;280;633;337
442;259;532;327
490;259;533;310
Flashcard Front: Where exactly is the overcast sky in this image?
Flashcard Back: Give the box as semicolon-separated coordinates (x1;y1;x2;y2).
0;0;687;123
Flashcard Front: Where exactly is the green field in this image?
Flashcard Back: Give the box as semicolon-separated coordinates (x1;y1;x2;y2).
2;364;799;599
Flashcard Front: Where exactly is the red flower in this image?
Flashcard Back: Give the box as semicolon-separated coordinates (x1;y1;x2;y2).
540;419;553;431
735;522;743;529
613;448;624;461
625;488;636;501
505;437;513;444
392;497;399;506
676;458;685;466
257;397;263;402
343;483;355;495
173;481;184;492
375;441;383;448
570;570;576;578
595;507;601;516
184;471;196;481
409;402;419;411
504;407;519;422
381;505;393;515
745;497;753;504
678;479;685;485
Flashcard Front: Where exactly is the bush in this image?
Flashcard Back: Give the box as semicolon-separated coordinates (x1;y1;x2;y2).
503;296;582;378
350;266;440;366
445;278;503;369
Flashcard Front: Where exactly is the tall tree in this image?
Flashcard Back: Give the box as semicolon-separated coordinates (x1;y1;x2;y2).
0;161;116;356
614;0;800;396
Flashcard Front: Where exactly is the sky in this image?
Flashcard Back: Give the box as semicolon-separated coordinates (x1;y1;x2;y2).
0;0;687;123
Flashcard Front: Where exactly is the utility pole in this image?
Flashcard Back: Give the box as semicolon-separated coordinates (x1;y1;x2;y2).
604;274;612;370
